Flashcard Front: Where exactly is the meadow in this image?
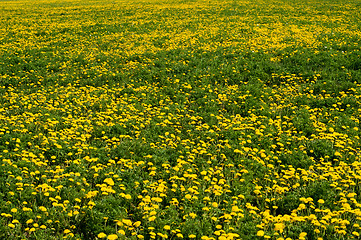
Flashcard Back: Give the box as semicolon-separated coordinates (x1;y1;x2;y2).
1;0;361;239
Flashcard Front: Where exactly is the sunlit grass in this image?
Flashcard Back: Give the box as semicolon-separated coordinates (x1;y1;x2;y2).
1;0;361;239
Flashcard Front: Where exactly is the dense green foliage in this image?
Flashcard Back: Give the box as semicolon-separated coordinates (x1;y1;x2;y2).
1;0;361;239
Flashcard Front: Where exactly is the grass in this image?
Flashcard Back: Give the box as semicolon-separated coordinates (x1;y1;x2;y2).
1;0;361;239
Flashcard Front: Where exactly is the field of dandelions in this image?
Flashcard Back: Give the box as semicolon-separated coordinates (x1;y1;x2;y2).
1;0;361;239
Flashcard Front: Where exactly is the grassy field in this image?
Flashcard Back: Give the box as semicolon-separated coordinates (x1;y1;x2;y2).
1;0;361;239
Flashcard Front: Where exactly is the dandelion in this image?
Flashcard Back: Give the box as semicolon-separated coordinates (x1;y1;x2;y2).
104;178;115;186
274;223;285;233
108;234;118;240
176;233;184;238
39;206;47;212
1;1;361;240
98;233;107;238
299;232;307;239
133;221;141;227
189;213;197;218
8;223;15;228
26;219;34;224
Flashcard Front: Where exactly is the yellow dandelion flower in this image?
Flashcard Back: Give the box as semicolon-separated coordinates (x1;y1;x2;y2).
299;232;307;238
8;223;15;228
39;206;47;212
257;230;265;236
133;221;141;227
104;178;115;186
107;234;118;240
274;223;285;233
98;232;107;238
26;219;34;224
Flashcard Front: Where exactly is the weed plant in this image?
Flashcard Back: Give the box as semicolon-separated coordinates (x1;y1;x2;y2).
0;0;361;239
